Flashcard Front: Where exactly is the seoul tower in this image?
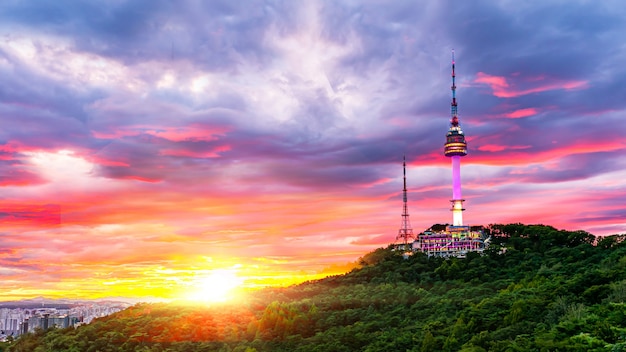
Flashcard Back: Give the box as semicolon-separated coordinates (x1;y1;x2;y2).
444;50;468;226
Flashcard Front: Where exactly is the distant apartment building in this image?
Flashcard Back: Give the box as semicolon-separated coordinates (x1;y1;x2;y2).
0;301;130;341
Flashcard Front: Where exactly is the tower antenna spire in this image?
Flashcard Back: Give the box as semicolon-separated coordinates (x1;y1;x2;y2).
451;49;459;127
396;155;414;248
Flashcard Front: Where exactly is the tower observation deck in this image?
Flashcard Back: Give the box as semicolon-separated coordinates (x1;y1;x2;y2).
445;50;467;226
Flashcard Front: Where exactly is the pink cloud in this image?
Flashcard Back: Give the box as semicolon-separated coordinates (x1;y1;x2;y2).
505;108;538;119
475;73;509;89
116;175;163;183
0;203;61;227
477;144;532;153
160;145;231;158
0;141;44;154
350;233;395;245
145;124;229;142
471;141;626;165
89;158;130;167
91;129;142;139
92;124;228;142
475;72;589;98
0;169;46;186
354;177;393;189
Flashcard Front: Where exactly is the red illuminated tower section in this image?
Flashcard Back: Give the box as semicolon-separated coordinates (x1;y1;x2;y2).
396;155;414;248
444;50;467;226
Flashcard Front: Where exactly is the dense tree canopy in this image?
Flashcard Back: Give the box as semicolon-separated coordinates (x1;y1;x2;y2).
8;224;626;351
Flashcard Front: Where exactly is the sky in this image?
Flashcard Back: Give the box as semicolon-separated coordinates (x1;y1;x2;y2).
0;0;625;301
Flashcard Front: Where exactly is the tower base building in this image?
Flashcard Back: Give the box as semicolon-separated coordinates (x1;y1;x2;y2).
414;225;488;258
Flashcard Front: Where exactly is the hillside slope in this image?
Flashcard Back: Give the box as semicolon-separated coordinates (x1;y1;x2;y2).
7;224;626;352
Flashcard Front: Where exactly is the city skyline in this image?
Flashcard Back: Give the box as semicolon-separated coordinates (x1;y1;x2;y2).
1;1;625;300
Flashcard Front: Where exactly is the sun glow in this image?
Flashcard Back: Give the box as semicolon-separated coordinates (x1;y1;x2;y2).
184;269;245;303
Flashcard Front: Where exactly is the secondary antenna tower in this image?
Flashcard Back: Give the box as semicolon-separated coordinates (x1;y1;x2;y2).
396;155;414;247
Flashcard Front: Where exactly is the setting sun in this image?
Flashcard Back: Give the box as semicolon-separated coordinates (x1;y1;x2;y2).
184;269;245;303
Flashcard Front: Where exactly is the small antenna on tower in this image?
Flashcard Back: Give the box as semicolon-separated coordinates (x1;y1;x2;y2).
396;155;414;249
451;49;459;127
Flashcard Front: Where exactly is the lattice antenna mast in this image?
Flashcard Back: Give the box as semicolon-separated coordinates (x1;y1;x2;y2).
396;155;414;246
451;49;459;127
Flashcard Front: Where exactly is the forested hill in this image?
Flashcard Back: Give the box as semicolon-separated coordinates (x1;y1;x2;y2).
6;224;626;352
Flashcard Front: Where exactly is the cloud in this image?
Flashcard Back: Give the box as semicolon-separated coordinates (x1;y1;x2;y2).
0;0;625;299
0;203;61;227
474;72;588;98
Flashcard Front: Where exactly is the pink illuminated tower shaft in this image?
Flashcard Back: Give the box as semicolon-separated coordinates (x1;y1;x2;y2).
452;155;462;200
444;50;467;226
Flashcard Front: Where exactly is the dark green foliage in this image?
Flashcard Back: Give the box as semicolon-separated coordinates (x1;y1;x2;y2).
0;340;11;352
8;224;626;352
